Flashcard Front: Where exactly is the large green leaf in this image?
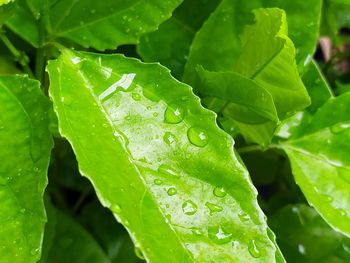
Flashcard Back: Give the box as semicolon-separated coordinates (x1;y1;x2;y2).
6;0;183;50
137;0;220;79
40;199;110;263
48;49;282;262
269;204;350;262
274;93;350;236
0;75;53;262
183;0;321;86
187;8;310;146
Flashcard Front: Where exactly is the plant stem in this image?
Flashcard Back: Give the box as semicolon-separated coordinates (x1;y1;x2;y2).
0;33;35;78
35;16;46;83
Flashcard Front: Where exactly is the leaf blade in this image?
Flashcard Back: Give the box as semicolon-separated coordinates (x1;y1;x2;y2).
48;50;281;262
0;75;53;262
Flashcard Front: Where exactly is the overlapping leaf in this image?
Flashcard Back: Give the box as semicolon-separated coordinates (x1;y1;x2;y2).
6;0;183;50
187;7;310;146
48;49;283;262
274;92;350;236
0;75;53;262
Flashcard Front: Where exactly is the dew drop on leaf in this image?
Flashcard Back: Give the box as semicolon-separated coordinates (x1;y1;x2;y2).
213;186;227;197
30;248;39;256
205;202;223;213
187;126;208;147
134;247;145;260
163;132;176;145
248;240;261;258
167;187;177;196
164;103;184;124
111;204;121;213
208;226;232;244
182;200;197;215
132;93;141;101
154;179;162;185
330;122;350;134
158;164;178;177
238;211;250;222
191;227;204;236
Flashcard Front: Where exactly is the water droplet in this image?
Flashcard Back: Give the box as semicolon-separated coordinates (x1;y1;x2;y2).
125;116;131;120
167;187;177;196
164;103;184;124
298;244;305;255
191;227;204;236
30;248;39;256
163;132;176;145
208;226;232;244
132;93;141;101
339;209;347;217
154;179;162;185
248;240;261;258
205;202;223;213
331;122;350;134
182;200;197;215
153;112;158;117
134;247;145;260
187;126;208;147
213;186;227;197
238;211;250;222
158;164;178;177
111;204;121;213
146;106;152;110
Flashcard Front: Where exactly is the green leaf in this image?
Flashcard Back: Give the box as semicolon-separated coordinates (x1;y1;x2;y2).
302;60;333;113
0;0;14;25
0;75;53;262
187;8;310;146
269;204;350;262
40;199;110;263
6;0;184;50
183;0;321;86
275;93;350;237
48;49;282;262
137;0;220;79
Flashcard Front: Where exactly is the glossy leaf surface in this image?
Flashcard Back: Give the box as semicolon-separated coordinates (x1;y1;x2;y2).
269;204;350;262
184;0;321;85
6;0;183;50
275;93;350;236
48;49;281;262
0;75;53;262
187;7;309;146
137;0;220;79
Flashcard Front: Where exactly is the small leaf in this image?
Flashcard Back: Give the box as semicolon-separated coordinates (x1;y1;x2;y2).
48;49;282;262
276;93;350;236
0;75;53;262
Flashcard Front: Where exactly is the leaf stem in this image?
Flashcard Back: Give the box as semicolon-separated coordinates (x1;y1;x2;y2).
0;33;34;78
